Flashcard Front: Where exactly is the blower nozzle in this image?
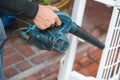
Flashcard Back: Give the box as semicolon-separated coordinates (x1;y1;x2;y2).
69;23;104;49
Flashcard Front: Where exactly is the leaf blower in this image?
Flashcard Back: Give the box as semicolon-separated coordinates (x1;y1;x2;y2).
0;11;105;53
26;11;105;53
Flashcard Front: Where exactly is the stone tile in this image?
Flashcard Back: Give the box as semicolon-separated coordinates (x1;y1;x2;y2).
14;43;34;57
4;52;23;67
4;67;18;78
16;61;31;72
79;62;99;76
31;51;58;64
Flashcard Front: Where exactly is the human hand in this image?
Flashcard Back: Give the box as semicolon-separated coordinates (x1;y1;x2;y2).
33;5;61;30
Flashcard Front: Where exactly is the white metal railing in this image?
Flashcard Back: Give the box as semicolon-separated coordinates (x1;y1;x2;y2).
58;0;120;80
96;0;120;80
95;0;115;6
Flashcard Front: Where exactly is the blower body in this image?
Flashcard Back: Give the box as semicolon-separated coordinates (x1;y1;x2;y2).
27;11;104;53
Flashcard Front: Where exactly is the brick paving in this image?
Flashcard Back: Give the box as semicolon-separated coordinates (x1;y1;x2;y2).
3;0;113;80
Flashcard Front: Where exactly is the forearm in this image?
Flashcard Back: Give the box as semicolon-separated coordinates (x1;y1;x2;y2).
0;0;39;18
0;0;61;30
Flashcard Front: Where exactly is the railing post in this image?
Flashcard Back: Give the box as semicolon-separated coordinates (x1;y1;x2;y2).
57;0;86;80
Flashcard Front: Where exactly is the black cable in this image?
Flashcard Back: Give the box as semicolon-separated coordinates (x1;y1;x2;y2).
0;27;28;50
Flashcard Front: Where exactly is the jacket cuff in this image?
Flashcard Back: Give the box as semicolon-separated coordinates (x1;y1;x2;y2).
23;2;39;19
